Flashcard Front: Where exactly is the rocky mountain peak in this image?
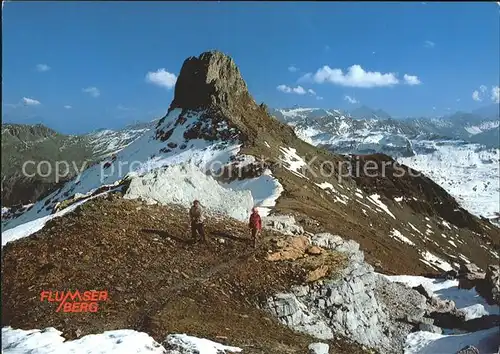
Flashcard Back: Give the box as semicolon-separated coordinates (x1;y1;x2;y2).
170;50;251;111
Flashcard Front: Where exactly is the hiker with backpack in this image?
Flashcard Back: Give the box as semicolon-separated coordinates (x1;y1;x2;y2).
248;207;262;248
189;200;206;242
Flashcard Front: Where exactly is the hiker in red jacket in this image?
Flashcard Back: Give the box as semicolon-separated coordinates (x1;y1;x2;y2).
248;207;262;248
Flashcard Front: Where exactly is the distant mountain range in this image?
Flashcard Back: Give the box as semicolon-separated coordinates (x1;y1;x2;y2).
270;103;499;149
270;104;499;221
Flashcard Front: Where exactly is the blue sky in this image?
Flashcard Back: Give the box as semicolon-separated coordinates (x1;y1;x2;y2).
2;1;499;134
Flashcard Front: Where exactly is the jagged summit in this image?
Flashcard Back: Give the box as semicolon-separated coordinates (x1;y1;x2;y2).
160;50;295;149
170;50;251;112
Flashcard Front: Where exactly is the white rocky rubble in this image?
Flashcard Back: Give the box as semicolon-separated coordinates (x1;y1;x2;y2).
262;227;428;353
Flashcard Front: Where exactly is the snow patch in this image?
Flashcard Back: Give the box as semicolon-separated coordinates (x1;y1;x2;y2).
226;169;284;217
420;251;453;271
367;194;396;219
389;229;415;246
1;327;242;354
165;334;242;353
279;146;309;179
124;164;254;221
1;327;165;353
2;189;116;247
315;182;334;190
408;222;423;235
404;327;499;354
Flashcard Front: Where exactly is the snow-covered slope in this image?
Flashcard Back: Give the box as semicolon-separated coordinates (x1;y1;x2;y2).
1;327;242;354
398;141;500;221
85;120;157;160
277;107;500;222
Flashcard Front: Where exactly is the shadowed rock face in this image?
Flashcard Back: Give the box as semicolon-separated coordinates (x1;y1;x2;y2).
170;50;250;111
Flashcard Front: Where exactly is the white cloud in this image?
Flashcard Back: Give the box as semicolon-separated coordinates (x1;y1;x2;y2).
403;74;422;85
344;95;358;104
64;105;72;109
492;86;500;103
456;98;461;102
36;64;50;72
82;86;100;98
277;85;317;96
479;85;488;93
145;68;177;89
22;97;41;106
300;64;399;88
288;65;299;73
472;90;482;102
293;86;306;95
316;96;323;100
276;84;305;95
424;40;435;48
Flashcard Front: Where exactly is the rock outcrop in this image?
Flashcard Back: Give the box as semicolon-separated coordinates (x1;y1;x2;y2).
264;232;428;353
170;51;250;112
458;263;486;289
262;215;304;235
457;262;500;306
308;342;329;354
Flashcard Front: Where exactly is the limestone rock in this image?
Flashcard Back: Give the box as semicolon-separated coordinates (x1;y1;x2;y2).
458;263;485;289
429;297;456;314
266;232;428;354
308;342;329;354
170;50;249;112
418;323;443;334
413;284;434;300
262;215;304;235
306;265;330;283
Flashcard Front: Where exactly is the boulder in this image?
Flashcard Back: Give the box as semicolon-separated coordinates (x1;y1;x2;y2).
485;264;500;305
308;342;329;354
418;323;443;334
428;297;456;314
306;245;324;256
458;263;485;290
413;284;434;299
